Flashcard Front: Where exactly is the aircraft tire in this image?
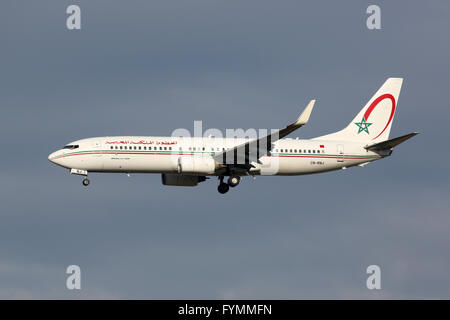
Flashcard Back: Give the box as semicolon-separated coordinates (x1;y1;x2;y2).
218;183;229;194
227;176;240;187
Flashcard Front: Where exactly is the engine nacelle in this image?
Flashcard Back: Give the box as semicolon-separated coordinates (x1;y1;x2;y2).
161;174;206;187
177;156;216;175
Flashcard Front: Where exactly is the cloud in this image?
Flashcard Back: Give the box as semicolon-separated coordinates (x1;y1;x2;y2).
0;0;449;298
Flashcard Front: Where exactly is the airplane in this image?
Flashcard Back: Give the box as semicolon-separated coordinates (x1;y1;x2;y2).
48;78;418;194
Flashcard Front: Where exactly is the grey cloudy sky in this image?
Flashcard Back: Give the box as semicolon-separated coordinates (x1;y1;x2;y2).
0;0;449;298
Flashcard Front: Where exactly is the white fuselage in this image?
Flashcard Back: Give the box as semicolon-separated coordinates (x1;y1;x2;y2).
48;136;387;176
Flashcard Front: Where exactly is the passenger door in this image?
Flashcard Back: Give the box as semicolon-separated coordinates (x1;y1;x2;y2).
337;144;344;162
90;140;103;169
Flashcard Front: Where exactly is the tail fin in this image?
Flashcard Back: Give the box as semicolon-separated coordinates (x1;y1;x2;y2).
317;78;403;142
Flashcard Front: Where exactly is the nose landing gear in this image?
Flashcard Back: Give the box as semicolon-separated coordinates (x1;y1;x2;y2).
69;169;90;187
82;178;90;186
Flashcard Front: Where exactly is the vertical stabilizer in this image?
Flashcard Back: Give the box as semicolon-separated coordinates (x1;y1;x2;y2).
316;78;403;142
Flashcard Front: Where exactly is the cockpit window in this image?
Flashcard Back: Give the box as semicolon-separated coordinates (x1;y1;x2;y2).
63;145;79;150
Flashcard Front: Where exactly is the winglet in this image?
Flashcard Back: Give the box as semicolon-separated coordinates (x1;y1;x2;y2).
294;100;315;126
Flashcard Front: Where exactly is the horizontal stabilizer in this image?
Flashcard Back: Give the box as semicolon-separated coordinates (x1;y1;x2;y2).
365;132;419;151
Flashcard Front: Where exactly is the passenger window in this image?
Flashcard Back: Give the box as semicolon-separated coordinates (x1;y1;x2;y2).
290;149;292;153
164;147;167;150
110;146;113;149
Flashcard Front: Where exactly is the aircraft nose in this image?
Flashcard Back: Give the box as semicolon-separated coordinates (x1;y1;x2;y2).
48;151;58;163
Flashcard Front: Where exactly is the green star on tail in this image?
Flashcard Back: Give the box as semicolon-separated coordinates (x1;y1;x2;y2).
354;117;373;134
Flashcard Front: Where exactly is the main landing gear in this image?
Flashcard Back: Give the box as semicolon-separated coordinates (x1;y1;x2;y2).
227;175;241;188
217;175;241;194
218;181;229;194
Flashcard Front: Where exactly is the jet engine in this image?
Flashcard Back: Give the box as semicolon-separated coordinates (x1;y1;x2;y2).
177;156;216;175
161;174;206;186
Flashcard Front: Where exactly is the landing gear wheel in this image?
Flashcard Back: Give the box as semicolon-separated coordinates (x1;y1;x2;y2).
82;178;90;186
217;183;229;194
227;175;241;187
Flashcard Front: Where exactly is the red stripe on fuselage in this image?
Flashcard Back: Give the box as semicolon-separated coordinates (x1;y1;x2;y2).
52;152;381;161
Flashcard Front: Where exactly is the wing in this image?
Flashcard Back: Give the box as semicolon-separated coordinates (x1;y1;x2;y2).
213;100;315;168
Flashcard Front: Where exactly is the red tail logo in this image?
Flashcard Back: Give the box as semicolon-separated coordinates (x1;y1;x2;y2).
363;94;396;140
